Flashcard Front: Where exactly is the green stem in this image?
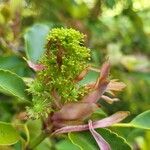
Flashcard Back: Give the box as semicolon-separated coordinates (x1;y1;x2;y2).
28;130;49;150
112;123;134;128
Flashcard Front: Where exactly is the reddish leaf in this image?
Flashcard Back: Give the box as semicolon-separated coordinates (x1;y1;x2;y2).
88;120;111;150
27;60;45;71
75;67;89;82
107;80;126;92
95;61;110;88
82;61;110;103
52;102;99;121
52;111;129;135
101;95;119;104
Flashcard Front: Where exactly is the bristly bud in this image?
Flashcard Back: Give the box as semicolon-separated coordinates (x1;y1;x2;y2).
27;28;91;119
25;28;128;150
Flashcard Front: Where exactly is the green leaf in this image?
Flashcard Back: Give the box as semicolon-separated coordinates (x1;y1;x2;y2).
69;128;131;150
56;139;80;150
104;0;116;8
24;24;49;62
35;138;51;150
15;124;30;144
91;108;107;120
0;55;31;77
0;122;20;145
0;69;28;101
113;110;150;130
69;132;96;150
27;119;42;141
131;110;150;130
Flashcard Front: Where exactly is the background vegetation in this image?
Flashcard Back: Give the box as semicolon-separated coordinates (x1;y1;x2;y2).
0;0;150;149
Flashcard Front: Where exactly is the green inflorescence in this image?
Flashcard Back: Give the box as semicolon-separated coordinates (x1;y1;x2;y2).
27;28;91;119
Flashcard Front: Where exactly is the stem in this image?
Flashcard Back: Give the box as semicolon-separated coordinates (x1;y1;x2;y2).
112;123;134;128
28;130;49;150
89;0;101;21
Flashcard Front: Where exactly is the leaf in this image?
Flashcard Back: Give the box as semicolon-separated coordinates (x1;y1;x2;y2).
27;119;42;141
97;129;131;150
52;102;98;121
53;111;129;135
27;60;45;71
0;69;28;101
113;110;150;130
91;108;107;120
69;128;131;150
130;110;150;130
55;139;80;150
88;120;111;150
0;55;30;77
24;24;49;62
0;122;20;145
104;0;116;9
69;132;96;150
93;111;129;129
35;139;52;150
82;61;110;103
15;124;30;144
13;124;30;150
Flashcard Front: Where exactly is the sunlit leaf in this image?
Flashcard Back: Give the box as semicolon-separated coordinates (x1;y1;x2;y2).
131;110;150;129
0;69;28;101
0;122;20;145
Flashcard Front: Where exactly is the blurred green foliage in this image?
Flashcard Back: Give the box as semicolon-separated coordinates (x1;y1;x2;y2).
0;0;150;149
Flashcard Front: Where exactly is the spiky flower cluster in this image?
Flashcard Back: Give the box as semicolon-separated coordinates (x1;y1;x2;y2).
25;28;128;150
27;28;91;119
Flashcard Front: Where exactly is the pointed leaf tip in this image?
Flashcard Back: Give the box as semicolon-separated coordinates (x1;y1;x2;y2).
27;60;45;71
93;111;130;128
100;61;111;80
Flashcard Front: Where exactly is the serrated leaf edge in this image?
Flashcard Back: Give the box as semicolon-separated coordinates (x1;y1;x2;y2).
100;128;132;150
68;128;132;150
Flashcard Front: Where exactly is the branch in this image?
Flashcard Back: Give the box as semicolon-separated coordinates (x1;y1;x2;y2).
89;0;101;22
